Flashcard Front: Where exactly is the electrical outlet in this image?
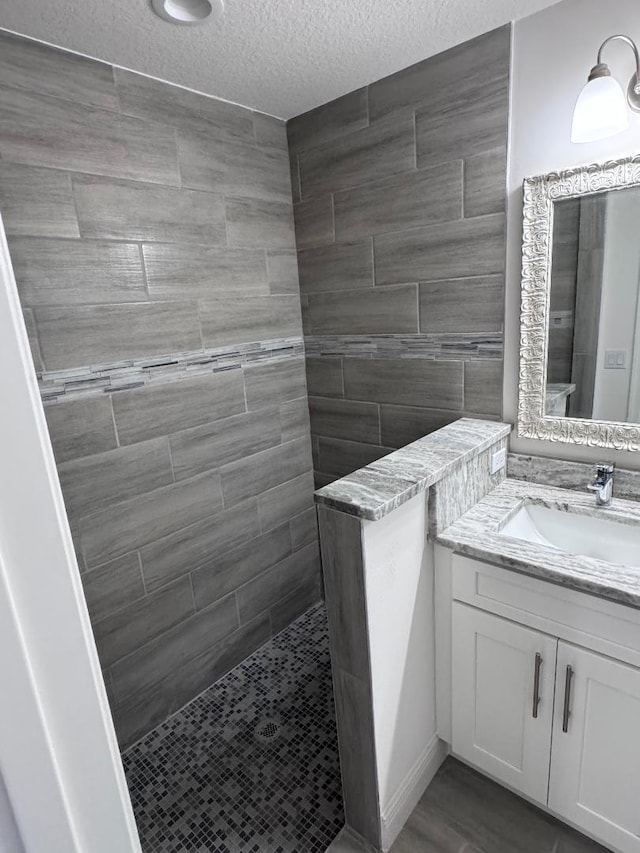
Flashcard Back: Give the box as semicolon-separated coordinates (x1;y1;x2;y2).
490;448;506;475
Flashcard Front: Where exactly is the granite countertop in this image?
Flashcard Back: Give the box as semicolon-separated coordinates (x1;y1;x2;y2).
437;478;640;609
314;418;512;521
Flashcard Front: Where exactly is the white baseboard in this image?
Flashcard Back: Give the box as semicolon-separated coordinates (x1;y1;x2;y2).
379;735;448;851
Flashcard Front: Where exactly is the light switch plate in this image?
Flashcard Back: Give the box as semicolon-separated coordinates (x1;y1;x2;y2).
490;447;506;475
604;349;627;369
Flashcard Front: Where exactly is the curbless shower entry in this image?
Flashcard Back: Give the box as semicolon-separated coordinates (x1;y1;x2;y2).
122;605;344;852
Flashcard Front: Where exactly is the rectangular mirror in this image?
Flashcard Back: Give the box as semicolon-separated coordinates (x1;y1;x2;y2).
518;154;640;451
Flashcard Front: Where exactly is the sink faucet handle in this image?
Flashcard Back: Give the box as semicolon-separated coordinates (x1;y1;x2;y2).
594;463;615;481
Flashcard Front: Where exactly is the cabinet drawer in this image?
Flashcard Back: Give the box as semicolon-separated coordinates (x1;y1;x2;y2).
451;554;640;668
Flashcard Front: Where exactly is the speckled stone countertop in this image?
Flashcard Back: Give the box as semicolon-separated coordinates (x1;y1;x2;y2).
314;419;511;521
438;478;640;609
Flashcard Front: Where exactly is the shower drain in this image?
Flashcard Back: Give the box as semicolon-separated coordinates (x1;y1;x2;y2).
253;718;282;745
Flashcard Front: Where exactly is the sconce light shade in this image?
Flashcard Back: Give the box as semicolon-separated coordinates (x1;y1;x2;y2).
571;73;628;143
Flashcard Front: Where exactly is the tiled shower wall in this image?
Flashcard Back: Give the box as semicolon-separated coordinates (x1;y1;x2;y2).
288;26;510;486
0;31;320;746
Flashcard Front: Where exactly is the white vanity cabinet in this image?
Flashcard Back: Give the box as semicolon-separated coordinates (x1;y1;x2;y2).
436;549;640;853
451;604;556;803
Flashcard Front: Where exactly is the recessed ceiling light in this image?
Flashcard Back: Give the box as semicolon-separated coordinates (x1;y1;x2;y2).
151;0;224;25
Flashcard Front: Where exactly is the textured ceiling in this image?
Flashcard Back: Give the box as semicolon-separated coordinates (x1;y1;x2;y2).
0;0;561;119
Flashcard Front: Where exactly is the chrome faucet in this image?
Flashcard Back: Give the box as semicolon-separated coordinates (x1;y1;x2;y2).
587;463;615;507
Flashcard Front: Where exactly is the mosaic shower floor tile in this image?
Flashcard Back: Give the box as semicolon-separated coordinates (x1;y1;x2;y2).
122;605;344;853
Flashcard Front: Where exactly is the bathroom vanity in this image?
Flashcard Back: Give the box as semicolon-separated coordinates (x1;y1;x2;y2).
435;481;640;853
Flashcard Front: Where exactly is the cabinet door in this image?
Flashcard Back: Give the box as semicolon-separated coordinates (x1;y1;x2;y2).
549;642;640;853
451;603;557;803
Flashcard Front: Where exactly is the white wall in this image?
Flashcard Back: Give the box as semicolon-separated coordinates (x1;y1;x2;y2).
592;190;640;421
361;493;446;849
506;0;640;466
0;214;142;853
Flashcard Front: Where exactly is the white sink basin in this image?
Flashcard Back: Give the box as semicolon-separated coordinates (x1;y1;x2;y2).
500;503;640;569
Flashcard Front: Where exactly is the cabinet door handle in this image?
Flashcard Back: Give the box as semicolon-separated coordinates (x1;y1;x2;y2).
562;665;574;733
532;652;543;718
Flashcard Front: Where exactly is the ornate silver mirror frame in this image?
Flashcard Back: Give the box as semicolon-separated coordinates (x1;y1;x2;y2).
517;153;640;451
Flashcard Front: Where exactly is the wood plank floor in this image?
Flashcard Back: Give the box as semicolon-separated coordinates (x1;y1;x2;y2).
390;758;610;853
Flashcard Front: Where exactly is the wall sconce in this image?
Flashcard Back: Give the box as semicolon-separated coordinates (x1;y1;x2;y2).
571;34;640;143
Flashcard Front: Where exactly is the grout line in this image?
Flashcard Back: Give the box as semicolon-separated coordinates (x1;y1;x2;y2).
109;396;121;447
412;109;418;170
137;552;148;597
138;243;151;298
166;435;177;483
188;572;197;614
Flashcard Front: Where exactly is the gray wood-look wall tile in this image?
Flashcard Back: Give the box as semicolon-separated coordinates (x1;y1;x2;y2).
279;397;311;443
290;507;318;551
81;552;145;624
244;358;308;410
0;85;179;186
298;240;373;294
58;437;173;520
368;26;509;122
72;175;227;244
111;593;239;704
416;75;509;169
177;128;290;200
112;370;246;446
332;667;380;845
293;195;334;249
225;196;294;249
380;404;462;448
374;214;505;285
22;307;44;373
35;301;201;370
201;295;301;349
235;542;320;625
309;396;380;444
220;437;312;507
317;506;369;680
289;155;302;204
317;436;390;478
79;469;223;568
114;68;255;143
317;503;379;843
253;113;288;150
93;576;194;667
464;360;503;415
257;471;315;532
44;397;118;463
169;409;281;482
306;284;418;334
269;578;321;635
266;249;299;294
334;161;463;241
0;162;80;238
9;237;146;306
298;111;415;199
287;88;369;154
464;147;507;217
142;243;269;299
344;357;464;409
114;613;271;748
140;500;261;592
418;275;504;333
305;357;344;398
0;31;119;111
192;524;292;611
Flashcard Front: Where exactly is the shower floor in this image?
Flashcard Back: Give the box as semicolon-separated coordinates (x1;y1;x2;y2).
122;604;344;853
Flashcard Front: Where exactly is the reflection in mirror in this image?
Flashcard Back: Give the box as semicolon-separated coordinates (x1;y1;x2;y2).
547;187;640;423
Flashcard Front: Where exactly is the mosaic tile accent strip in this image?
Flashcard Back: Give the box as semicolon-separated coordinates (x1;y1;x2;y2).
38;336;305;403
122;604;344;853
304;333;502;361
